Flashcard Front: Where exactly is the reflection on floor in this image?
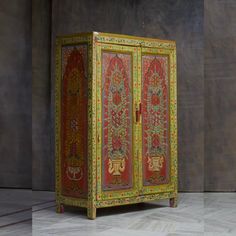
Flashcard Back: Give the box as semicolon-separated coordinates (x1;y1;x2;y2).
0;190;236;235
0;189;54;236
33;192;236;236
0;189;32;235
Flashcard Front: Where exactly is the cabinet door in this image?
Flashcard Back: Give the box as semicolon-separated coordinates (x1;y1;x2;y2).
140;47;177;194
96;43;139;200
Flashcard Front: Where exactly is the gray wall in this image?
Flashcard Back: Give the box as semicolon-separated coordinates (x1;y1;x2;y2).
204;0;236;191
0;0;32;188
2;0;234;191
32;0;54;190
50;0;204;191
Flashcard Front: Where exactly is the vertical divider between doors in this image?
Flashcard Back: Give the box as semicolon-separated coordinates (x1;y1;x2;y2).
137;45;142;195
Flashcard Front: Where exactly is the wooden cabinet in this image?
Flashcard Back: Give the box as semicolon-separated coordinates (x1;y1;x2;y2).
55;32;177;219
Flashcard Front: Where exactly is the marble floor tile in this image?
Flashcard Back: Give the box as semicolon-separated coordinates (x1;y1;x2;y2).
32;193;206;236
204;193;236;234
0;220;32;236
0;189;32;216
0;190;55;235
0;189;32;235
32;191;55;206
32;192;236;236
1;190;236;235
0;209;31;227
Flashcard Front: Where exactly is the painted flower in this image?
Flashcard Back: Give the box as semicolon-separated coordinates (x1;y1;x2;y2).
152;134;160;148
70;119;79;131
113;91;121;106
112;136;122;150
151;94;160;106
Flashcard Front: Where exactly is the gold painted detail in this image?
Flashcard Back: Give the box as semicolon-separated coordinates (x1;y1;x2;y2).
147;156;164;172
108;158;125;176
66;157;83;181
55;33;178;217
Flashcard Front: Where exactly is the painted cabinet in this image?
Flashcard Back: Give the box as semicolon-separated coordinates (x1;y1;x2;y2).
55;32;177;219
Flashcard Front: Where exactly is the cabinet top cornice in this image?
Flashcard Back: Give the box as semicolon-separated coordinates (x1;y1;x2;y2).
56;32;176;49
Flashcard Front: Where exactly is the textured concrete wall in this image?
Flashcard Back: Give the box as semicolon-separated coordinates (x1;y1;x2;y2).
1;0;235;191
204;0;236;191
32;0;53;190
32;0;236;191
50;0;204;191
0;0;233;191
0;1;32;188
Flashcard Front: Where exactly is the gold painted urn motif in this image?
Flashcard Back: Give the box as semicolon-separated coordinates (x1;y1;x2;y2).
66;143;84;181
147;156;164;172
66;166;83;181
66;156;83;181
108;158;125;176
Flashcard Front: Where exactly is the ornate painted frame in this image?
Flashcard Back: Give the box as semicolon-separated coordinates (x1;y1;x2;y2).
96;43;139;201
55;32;177;219
55;33;93;212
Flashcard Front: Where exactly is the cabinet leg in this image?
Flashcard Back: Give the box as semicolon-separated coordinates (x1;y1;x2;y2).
87;205;96;220
169;197;177;208
56;203;64;213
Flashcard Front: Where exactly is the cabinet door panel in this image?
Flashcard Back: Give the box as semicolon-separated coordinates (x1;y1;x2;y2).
140;47;176;194
96;43;139;200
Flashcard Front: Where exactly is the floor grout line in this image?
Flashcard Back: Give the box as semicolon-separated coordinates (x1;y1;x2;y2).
0;219;32;229
32;200;55;207
32;205;56;213
0;208;32;218
0;202;56;228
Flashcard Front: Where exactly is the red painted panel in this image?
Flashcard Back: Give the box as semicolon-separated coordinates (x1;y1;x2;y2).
61;45;88;198
142;55;170;186
102;52;133;191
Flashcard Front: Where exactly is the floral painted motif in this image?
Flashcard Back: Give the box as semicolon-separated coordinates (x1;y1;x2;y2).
102;52;133;190
55;33;177;219
61;45;88;198
142;55;170;186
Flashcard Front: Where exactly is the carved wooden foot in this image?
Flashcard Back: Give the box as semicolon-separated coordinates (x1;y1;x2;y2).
87;205;96;220
169;197;177;208
56;203;64;213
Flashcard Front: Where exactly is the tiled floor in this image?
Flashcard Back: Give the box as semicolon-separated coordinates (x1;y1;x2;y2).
0;189;32;235
0;189;54;235
0;190;236;235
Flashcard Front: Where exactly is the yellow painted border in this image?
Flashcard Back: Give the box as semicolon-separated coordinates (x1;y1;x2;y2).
55;32;177;218
94;32;176;49
139;47;177;195
96;43;139;200
55;34;93;209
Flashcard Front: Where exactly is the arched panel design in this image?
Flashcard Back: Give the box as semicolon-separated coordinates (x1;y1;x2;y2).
55;33;178;219
61;45;88;198
142;54;170;186
102;52;133;191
